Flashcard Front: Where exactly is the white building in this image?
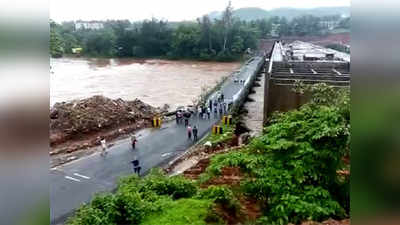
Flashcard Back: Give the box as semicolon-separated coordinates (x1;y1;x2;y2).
75;21;104;30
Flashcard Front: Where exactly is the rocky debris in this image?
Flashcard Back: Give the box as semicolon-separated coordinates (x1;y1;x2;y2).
50;95;158;147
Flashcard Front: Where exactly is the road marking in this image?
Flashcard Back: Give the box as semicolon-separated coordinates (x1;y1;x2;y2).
65;176;81;182
73;173;90;179
161;152;173;158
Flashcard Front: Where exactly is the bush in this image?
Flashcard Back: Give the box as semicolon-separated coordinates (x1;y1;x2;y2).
68;169;198;225
140;199;216;225
204;84;350;224
196;185;235;205
137;169;197;199
66;205;113;225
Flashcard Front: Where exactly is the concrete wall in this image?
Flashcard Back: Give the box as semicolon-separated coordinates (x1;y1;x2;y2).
231;56;266;111
264;79;310;123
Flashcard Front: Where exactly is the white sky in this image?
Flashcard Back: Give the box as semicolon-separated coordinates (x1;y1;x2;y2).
50;0;350;22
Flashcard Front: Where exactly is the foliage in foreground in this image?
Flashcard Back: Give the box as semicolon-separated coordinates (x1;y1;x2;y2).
67;170;196;225
66;169;229;225
202;84;350;224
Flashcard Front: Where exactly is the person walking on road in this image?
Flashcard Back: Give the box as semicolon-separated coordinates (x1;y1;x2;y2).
193;125;198;141
213;106;218;118
131;135;137;149
131;157;141;175
198;106;202;119
221;93;224;101
176;111;181;124
209;99;213;111
207;108;211;119
219;105;223;116
223;102;227;114
187;125;192;139
99;137;107;156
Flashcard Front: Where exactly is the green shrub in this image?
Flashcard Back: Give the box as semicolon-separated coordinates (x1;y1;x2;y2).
204;85;350;224
137;169;197;199
66;204;114;225
141;198;216;225
196;185;234;205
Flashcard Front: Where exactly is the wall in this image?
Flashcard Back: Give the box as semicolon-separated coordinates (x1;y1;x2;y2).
230;56;266;111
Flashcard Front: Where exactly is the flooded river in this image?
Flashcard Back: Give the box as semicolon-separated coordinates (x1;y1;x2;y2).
50;58;240;109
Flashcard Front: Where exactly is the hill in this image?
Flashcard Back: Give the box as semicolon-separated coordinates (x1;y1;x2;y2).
207;6;350;21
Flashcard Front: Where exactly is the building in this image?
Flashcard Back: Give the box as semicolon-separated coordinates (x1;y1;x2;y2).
319;20;339;30
264;40;350;123
75;21;104;30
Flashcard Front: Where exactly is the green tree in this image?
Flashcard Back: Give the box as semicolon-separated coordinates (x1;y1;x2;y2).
50;20;64;58
220;1;234;52
171;24;201;57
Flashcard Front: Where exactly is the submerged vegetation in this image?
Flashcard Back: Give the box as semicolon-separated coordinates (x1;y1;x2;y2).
67;84;350;225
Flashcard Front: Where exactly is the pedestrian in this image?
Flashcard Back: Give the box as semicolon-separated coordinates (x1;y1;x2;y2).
221;93;224;101
213;100;218;109
207;108;211;119
131;135;137;149
223;102;227;114
131;158;140;175
198;106;202;118
176;111;180;124
209;99;213;111
187;125;192;139
219;106;223;116
193;125;198;141
100;137;107;156
214;106;218;118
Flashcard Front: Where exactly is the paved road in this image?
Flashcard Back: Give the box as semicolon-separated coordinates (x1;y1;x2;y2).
50;57;263;225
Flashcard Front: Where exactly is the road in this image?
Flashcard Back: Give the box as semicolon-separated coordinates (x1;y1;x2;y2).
50;56;263;225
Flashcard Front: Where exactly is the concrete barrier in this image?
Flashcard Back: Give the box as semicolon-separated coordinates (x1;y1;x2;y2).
230;56;266;111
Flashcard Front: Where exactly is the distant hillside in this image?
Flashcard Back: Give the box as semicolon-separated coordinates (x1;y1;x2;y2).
233;7;269;21
207;6;350;21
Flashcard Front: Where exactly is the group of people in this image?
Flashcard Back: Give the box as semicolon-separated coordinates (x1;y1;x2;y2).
97;135;141;174
176;110;192;126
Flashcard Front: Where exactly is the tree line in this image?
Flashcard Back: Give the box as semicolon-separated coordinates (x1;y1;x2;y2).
50;3;350;60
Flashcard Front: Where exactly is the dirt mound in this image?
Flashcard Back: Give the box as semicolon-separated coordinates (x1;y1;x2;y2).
201;166;242;187
50;95;159;147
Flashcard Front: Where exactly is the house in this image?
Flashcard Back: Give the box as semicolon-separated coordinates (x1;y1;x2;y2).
75;21;104;30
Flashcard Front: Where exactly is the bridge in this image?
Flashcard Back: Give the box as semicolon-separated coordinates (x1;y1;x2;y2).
50;56;266;225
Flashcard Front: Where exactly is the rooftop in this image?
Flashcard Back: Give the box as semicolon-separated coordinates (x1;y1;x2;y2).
272;40;350;63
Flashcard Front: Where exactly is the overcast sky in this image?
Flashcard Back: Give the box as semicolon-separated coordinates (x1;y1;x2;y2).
50;0;350;22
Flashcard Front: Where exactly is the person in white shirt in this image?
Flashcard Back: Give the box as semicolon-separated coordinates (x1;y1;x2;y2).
100;137;107;156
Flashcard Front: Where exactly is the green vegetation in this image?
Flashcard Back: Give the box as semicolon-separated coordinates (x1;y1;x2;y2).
202;84;350;224
141;199;214;225
50;3;350;59
203;123;235;146
50;3;257;60
67;84;350;225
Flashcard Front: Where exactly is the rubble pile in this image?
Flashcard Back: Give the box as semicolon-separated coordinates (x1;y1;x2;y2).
50;95;159;146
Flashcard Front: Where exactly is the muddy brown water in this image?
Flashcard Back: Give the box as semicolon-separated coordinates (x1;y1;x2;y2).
50;57;240;109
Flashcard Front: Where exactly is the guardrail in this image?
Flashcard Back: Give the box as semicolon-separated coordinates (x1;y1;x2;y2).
230;56;266;111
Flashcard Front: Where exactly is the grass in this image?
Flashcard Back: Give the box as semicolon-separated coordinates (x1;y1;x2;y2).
141;198;217;225
203;123;235;146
